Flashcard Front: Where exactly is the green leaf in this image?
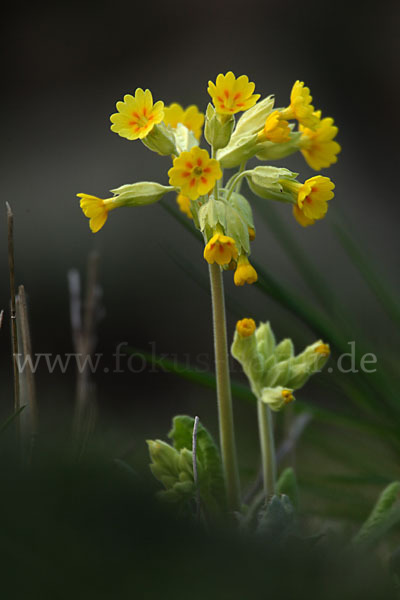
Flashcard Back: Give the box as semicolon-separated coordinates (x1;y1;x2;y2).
276;467;299;509
169;415;226;513
353;481;400;547
257;494;295;540
334;221;400;327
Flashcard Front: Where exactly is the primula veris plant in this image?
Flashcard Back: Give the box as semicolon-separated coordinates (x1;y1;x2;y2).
77;71;340;514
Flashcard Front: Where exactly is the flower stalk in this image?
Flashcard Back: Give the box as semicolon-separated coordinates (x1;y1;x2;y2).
208;262;241;512
257;400;276;498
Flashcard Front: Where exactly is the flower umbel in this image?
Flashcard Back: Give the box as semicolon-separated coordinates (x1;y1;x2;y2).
236;318;256;338
164;103;205;140
204;233;238;266
208;71;260;116
78;194;114;233
234;255;258;286
110;88;164;140
281;81;319;129
168;146;222;200
299;112;341;170
257;110;291;144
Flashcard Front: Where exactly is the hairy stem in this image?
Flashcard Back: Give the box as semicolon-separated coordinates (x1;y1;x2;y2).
208;262;241;512
257;399;276;498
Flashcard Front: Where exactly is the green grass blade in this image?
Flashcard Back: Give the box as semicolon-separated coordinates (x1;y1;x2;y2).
253;199;338;313
0;405;26;435
334;221;400;326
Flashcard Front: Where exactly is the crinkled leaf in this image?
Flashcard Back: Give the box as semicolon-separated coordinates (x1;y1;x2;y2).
353;481;400;547
169;415;226;513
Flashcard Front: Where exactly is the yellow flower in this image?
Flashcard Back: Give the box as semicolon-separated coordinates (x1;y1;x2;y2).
204;233;238;266
176;193;192;219
281;81;319;129
168;146;222;201
289;175;335;227
110;88;164;140
236;318;256;338
248;227;256;241
257;110;290;143
78;193;115;233
314;343;330;357
299;112;341;170
281;389;295;405
234;255;258;286
164;103;204;140
207;71;260;116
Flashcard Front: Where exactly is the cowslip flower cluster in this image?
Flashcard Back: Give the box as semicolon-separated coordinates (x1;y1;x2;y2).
77;72;340;283
232;318;330;410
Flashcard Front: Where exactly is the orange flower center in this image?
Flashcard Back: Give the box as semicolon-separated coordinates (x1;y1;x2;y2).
129;107;154;131
216;89;244;112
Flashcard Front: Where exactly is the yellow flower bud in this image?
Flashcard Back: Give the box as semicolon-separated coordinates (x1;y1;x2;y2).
236;318;256;338
314;343;330;357
234;255;258;286
281;389;295;404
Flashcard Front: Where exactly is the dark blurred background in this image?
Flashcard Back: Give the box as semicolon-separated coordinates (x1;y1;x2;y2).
1;0;399;477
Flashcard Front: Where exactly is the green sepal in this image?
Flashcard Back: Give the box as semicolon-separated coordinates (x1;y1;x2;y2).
264;358;292;388
245;166;297;204
246;179;294;204
274;338;294;362
141;122;177;155
231;329;264;396
217;132;259;169
285;340;330;390
204;103;234;150
110;182;174;206
260;386;295;412
255;131;302;161
171;123;199;154
198;198;227;232
226;191;255;229
232;95;275;138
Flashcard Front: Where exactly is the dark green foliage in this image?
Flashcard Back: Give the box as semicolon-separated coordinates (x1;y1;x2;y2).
0;452;395;600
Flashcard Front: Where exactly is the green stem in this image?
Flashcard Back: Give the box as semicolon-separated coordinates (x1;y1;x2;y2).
257;399;276;498
235;161;247;193
211;146;220;200
208;262;241;512
225;170;250;203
